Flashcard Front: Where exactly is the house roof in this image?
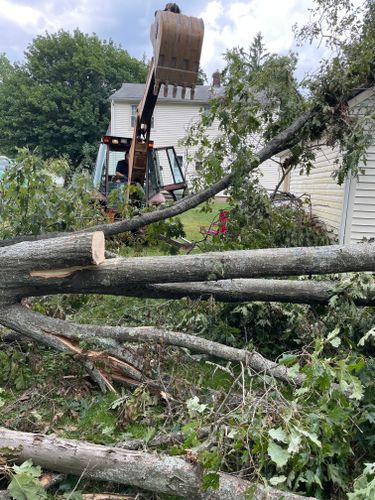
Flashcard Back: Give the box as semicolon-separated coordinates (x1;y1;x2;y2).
109;83;224;104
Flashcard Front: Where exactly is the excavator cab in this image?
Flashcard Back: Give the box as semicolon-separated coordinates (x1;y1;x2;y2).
93;135;187;209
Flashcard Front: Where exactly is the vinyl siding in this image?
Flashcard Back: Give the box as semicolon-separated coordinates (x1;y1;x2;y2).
288;87;375;243
258;160;281;192
111;101;218;182
344;143;375;243
288;145;345;237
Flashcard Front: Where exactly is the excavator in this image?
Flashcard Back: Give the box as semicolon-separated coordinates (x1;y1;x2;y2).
93;4;204;209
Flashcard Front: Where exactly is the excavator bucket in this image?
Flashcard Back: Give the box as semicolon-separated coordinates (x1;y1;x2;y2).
150;10;204;99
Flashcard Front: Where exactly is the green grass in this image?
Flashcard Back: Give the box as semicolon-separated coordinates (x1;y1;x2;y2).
178;197;229;241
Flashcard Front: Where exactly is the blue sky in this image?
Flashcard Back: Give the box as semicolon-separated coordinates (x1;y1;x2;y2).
0;0;337;81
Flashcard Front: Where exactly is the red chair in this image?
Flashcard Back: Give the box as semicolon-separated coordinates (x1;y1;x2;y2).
200;210;229;237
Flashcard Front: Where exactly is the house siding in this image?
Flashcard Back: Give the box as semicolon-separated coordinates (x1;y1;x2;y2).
344;143;375;243
289;145;345;237
111;101;218;182
111;96;281;192
288;87;375;243
258;161;281;192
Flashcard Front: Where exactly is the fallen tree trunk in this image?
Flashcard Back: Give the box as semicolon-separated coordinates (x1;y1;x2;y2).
0;234;373;389
3;238;374;300
0;427;316;500
121;278;375;305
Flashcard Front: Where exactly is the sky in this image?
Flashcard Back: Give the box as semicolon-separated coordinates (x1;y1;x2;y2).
0;0;332;82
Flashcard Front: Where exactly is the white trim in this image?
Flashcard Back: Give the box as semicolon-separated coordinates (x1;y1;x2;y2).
339;175;352;243
348;87;375;108
343;174;357;243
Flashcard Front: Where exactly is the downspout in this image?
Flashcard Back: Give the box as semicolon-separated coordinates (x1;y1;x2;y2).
339;174;352;244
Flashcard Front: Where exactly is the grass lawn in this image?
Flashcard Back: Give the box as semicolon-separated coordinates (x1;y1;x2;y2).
178;197;230;241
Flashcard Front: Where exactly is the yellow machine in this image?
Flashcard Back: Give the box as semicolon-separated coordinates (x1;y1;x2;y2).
126;3;204;201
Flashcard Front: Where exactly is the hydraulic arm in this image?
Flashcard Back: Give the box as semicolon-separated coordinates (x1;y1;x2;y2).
127;5;204;195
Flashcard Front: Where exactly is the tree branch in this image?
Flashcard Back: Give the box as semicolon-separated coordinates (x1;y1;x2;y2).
0;305;303;385
12;241;375;300
118;278;375;306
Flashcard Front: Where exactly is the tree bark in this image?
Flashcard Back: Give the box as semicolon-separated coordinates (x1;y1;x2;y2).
0;305;301;385
3;237;374;301
1;234;374;389
0;427;316;500
121;278;375;305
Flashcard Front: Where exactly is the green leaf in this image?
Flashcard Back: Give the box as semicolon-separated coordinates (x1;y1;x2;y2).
294;427;321;448
8;473;47;500
186;396;208;416
330;336;341;348
268;427;288;444
287;363;301;379
327;327;341;347
358;327;375;347
269;475;287;486
202;472;220;490
278;354;298;366
349;377;364;401
287;429;302;454
12;460;42;478
267;441;290;468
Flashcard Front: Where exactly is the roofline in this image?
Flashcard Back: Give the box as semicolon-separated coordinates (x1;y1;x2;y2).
348;86;375;107
109;96;211;104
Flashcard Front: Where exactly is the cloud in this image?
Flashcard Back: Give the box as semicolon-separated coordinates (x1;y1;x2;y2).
199;0;322;80
0;0;341;79
0;0;45;32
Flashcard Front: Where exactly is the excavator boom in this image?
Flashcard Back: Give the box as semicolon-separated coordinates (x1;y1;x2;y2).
127;5;204;201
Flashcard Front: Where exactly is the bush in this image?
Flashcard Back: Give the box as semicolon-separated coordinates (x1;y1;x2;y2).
0;148;105;238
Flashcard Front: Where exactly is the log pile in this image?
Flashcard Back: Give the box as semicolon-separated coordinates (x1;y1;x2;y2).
1;232;374;498
0;232;374;388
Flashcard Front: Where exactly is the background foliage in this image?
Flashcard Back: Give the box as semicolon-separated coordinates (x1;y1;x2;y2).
0;31;147;167
0;149;105;238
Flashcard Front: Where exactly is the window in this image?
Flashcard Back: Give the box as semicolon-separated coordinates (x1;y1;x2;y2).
177;155;183;167
201;105;210;117
131;104;154;128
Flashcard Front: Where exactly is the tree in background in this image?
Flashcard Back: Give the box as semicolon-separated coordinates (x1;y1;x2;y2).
0;30;147;167
0;53;13;83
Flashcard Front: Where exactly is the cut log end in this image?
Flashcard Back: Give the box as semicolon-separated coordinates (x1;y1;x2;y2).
92;231;106;265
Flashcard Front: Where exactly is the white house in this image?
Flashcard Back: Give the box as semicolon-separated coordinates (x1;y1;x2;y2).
108;76;281;191
285;86;375;244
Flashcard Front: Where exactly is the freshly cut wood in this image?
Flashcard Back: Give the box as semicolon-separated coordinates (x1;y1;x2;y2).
0;304;150;392
0;305;302;385
0;427;316;500
0;231;105;306
0;231;104;272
